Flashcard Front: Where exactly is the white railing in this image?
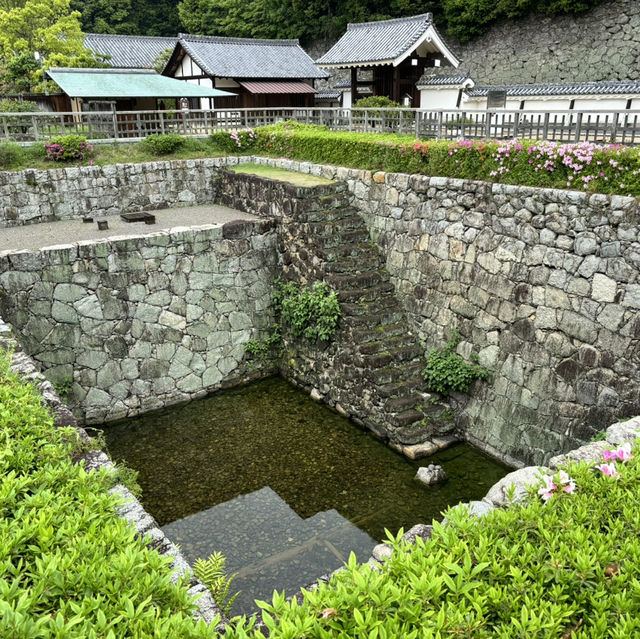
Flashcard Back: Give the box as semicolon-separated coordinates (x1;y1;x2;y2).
1;107;640;145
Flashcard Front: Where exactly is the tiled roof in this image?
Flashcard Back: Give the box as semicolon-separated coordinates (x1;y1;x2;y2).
85;33;177;69
467;80;640;98
317;13;443;66
177;34;328;79
315;90;341;100
417;71;471;87
334;78;373;88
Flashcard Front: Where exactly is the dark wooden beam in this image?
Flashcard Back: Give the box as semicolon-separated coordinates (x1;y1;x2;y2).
351;67;359;104
392;66;400;102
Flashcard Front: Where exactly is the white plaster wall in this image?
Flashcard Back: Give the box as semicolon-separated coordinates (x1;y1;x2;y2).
419;88;462;110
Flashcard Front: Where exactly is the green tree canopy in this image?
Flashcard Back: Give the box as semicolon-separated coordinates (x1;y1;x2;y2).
0;0;106;93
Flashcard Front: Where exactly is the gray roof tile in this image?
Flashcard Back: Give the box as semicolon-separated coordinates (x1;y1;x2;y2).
178;34;327;79
317;13;434;66
416;71;470;87
85;33;177;69
467;80;640;98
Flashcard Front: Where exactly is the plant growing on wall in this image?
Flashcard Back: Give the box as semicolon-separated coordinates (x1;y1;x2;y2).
423;329;489;394
274;280;341;342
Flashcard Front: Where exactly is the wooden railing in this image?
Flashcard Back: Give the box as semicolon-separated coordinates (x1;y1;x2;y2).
2;107;640;146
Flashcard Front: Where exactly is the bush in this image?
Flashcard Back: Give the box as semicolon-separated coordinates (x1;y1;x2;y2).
0;347;220;637
224;442;640;638
210;128;257;153
249;125;640;197
353;96;406;109
254;123;429;174
0;141;24;168
0;99;39;113
274;280;341;342
45;134;94;162
422;329;489;394
140;133;186;155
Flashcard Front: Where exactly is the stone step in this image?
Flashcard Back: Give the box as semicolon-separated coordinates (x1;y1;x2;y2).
342;310;408;327
359;343;424;369
377;376;425;398
326;270;387;290
323;257;382;274
314;229;371;249
319;242;379;262
340;293;401;317
305;216;365;236
337;283;395;304
357;333;418;355
391;409;424;428
365;361;424;385
385;395;425;413
351;322;410;343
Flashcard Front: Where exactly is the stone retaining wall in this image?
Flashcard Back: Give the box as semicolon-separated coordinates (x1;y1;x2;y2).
0;218;277;423
250;158;640;465
0;157;243;228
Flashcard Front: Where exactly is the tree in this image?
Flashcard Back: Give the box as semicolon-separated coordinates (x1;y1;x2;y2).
0;0;105;93
70;0;137;35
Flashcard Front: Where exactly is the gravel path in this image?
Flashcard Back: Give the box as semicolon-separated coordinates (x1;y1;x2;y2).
0;205;259;253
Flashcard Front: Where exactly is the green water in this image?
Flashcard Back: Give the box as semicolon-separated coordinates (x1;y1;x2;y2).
103;376;509;615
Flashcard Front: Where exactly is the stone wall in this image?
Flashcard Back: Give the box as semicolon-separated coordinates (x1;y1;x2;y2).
451;0;639;85
0;158;240;228
248;158;640;465
0;219;277;423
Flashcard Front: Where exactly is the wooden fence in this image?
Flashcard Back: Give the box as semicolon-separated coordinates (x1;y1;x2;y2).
2;107;640;146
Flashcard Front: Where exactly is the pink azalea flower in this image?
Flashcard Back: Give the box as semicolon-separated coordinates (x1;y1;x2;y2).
597;463;619;479
538;475;557;502
563;481;576;494
617;442;633;462
602;449;618;461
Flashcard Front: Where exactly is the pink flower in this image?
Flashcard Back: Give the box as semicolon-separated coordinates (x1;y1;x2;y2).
321;608;338;619
538;475;557;502
617;442;633;462
596;463;619;479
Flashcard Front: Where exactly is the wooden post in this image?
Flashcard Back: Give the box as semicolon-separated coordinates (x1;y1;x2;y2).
415;110;420;138
32;115;38;141
351;67;358;104
437;111;443;140
484;111;491;139
112;104;119;140
2;116;8;139
543;112;550;141
609;111;618;144
393;66;400;103
574;111;583;143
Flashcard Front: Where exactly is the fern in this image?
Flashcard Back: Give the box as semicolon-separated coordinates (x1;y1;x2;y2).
193;552;239;617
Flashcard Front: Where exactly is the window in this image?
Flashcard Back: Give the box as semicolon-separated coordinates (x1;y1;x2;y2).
569;99;575;110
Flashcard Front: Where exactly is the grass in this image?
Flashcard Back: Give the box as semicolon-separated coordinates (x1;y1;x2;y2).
228;162;334;187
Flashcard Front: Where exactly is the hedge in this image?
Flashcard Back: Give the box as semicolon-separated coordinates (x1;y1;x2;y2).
224;444;640;638
210;122;640;197
0;348;219;638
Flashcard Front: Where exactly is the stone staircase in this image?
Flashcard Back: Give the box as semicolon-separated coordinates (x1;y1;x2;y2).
218;171;454;456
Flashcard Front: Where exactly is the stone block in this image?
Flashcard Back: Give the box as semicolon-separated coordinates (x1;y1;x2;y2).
484;466;548;507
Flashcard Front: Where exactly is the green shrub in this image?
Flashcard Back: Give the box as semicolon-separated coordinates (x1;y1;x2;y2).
0;347;220;637
0;99;39;113
423;329;489;394
0;140;24;168
140;133;187;155
353;96;406;109
45;134;94;162
245;327;282;361
274;280;341;342
224;443;640;638
209;128;257;153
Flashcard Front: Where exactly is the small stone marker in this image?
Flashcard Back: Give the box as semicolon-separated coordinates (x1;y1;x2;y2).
97;220;109;230
82;216;93;223
415;464;447;485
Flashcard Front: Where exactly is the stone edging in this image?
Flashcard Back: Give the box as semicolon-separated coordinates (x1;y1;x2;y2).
0;318;228;632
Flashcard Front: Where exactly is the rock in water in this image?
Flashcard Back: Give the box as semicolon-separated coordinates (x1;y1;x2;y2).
415;464;447;485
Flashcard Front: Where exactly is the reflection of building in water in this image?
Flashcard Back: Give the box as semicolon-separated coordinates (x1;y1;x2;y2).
162;486;376;616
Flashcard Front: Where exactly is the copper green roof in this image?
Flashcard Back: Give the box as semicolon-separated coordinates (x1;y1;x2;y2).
46;68;235;98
